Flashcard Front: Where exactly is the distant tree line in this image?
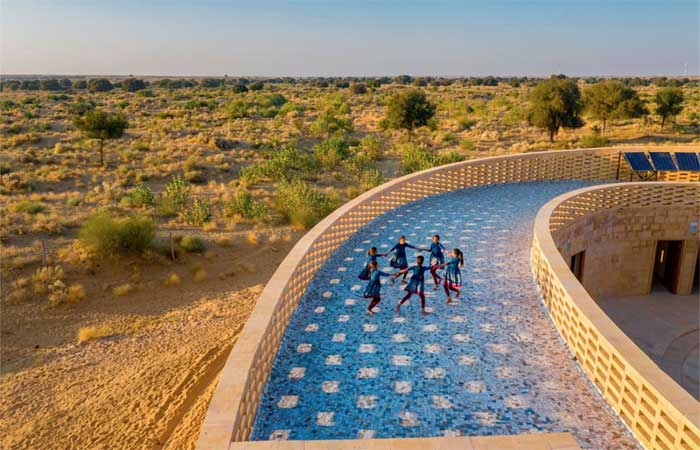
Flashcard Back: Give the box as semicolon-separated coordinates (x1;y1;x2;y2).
1;75;696;92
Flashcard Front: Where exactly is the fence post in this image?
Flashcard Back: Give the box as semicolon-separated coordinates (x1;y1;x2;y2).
170;232;175;261
41;239;48;266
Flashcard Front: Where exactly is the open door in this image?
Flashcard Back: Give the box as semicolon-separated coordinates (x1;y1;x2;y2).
570;250;585;282
654;240;683;294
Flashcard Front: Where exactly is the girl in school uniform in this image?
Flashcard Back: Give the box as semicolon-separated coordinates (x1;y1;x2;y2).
358;246;380;281
435;248;465;304
363;260;393;314
423;234;447;289
394;255;432;315
383;235;421;283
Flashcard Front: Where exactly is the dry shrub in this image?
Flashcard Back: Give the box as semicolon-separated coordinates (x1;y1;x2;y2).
32;266;64;296
78;325;113;343
246;231;260;245
164;273;181;286
67;284;86;302
193;269;208;282
202;221;218;232
4;278;31;304
112;283;133;297
216;236;233;247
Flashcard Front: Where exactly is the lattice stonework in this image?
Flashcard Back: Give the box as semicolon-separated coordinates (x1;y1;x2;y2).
196;147;700;450
532;182;700;450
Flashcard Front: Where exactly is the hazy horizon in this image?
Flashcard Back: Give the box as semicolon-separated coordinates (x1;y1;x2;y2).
2;0;698;77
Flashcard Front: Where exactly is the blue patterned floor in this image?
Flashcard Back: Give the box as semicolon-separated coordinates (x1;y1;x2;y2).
251;181;640;450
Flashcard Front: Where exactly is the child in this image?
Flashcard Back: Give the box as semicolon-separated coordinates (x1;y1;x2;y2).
358;247;380;281
383;235;421;283
423;234;446;289
394;255;432;315
435;248;464;304
363;261;392;314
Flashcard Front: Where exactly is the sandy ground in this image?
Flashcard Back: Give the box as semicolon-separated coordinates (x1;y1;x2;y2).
0;229;301;450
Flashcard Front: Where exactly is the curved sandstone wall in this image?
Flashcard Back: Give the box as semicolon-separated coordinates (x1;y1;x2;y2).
531;182;700;450
196;146;699;449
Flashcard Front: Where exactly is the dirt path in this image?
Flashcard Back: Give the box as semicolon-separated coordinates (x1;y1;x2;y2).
0;286;260;450
1;227;303;450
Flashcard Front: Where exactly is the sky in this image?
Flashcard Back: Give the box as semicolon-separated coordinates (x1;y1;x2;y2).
1;0;698;77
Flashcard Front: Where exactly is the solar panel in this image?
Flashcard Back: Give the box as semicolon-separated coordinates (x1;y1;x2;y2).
674;152;700;171
624;152;654;171
649;152;678;171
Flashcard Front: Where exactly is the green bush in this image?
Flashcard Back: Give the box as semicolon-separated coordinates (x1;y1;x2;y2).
579;134;610;148
164;175;190;210
182;197;212;226
127;184;154;208
225;189;267;220
358;135;384;160
12;200;45;214
240;146;318;184
456;116;477;130
274;179;339;229
399;144;434;174
435;150;465;165
313;137;350;169
79;213;156;257
226;100;249;119
179;235;205;253
459;138;476;151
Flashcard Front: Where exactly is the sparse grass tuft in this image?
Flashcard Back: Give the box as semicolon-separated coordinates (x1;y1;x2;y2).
112;283;133;297
163;273;181;286
78;325;113;343
180;235;205;252
12;200;45;215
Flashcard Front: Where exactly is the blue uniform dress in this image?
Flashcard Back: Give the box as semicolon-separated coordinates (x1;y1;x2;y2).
404;265;431;294
363;269;391;298
388;243;416;269
428;242;446;266
358;254;378;280
444;257;463;289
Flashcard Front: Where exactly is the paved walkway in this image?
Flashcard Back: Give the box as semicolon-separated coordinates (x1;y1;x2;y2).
251;182;640;450
598;285;700;399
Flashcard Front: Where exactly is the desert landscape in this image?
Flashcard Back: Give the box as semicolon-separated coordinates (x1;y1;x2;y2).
0;75;698;449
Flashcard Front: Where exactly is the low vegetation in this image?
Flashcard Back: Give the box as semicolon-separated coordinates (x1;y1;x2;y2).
1;74;696;315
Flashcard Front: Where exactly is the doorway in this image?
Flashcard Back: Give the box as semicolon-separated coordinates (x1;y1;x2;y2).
570;250;585;282
654;240;683;294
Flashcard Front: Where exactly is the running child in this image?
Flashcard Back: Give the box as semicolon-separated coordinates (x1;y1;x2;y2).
383;235;422;283
423;234;447;289
358;246;381;280
394;255;432;315
435;248;464;304
363;261;393;314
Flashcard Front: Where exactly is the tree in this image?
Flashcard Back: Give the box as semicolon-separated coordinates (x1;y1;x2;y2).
583;80;647;133
350;82;367;95
122;78;147;92
384;89;436;135
88;78;114;92
231;83;248;93
40;79;62;91
73;80;87;89
73;110;128;166
654;87;684;129
527;76;583;142
249;81;264;91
